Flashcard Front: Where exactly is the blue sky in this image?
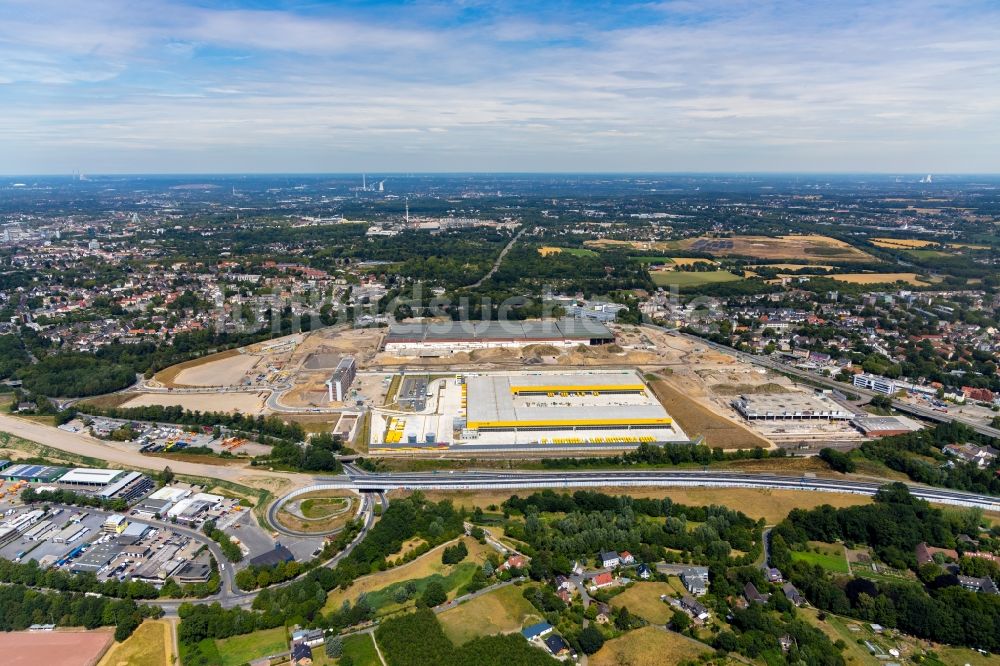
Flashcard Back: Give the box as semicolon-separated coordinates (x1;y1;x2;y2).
1;0;999;174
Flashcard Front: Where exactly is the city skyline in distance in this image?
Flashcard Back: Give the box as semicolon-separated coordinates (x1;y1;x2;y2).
2;0;1000;175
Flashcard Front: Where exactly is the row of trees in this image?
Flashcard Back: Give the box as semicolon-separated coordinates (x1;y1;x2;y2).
202;519;242;563
22;486;128;513
540;441;787;468
0;557;158;600
75;403;307;444
0;584;161;641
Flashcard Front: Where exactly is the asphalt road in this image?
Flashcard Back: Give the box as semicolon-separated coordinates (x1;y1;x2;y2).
305;468;1000;512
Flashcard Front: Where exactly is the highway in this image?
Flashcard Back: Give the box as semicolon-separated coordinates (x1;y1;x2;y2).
655;325;1000;440
296;468;1000;512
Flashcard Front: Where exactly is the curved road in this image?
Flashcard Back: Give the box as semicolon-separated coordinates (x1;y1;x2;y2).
300;468;1000;512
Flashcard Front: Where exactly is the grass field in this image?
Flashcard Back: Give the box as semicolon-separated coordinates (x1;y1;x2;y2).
311;633;381;666
905;249;950;260
828;272;929;286
630;256;675;264
590;626;710;666
276;490;355;533
647;376;772;449
215;626;288;666
438;584;541;644
609;582;676;624
301;496;349;518
323;537;491;613
98;621;171;666
650;270;742;288
791;541;850;573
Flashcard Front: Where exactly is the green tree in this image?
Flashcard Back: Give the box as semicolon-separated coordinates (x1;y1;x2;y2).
577;626;605;655
670;609;691;632
421;582;447;608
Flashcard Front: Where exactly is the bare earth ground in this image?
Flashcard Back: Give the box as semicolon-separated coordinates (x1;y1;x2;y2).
679;234;874;262
648;376;773;449
119;391;269;414
0;629;114;666
172;353;261;386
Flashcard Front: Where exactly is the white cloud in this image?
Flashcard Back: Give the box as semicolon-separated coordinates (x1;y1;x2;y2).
0;0;998;172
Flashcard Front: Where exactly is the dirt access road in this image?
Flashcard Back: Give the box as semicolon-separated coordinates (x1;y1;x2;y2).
0;412;308;489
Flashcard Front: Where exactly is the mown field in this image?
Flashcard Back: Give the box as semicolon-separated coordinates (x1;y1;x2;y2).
791;541;850;573
608;582;676;624
650;270;743;288
590;626;710;666
214;626;288;666
438;584;541;645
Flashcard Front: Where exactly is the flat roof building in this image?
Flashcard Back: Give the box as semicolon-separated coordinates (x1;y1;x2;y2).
465;370;673;432
732;392;855;421
58;468;125;487
326;356;357;402
4;464;69;483
852;415;923;438
383;318;614;355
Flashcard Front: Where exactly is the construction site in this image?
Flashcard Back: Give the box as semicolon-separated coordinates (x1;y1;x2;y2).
370;369;689;451
121;322;877;455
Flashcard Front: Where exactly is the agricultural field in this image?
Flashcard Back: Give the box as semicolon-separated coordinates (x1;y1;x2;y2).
537;246;598;257
679;234;873;262
608;582;676;624
98;620;172;666
827;272;930;286
214;626;288;666
790;541;850;573
590;626;710;666
870;237;936;249
650;269;742;288
646;376;771;449
758;263;834;271
438;584;542;644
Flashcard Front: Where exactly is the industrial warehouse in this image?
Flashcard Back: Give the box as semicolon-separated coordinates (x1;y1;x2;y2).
381;318;615;355
370;369;689;451
731;392;855;420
